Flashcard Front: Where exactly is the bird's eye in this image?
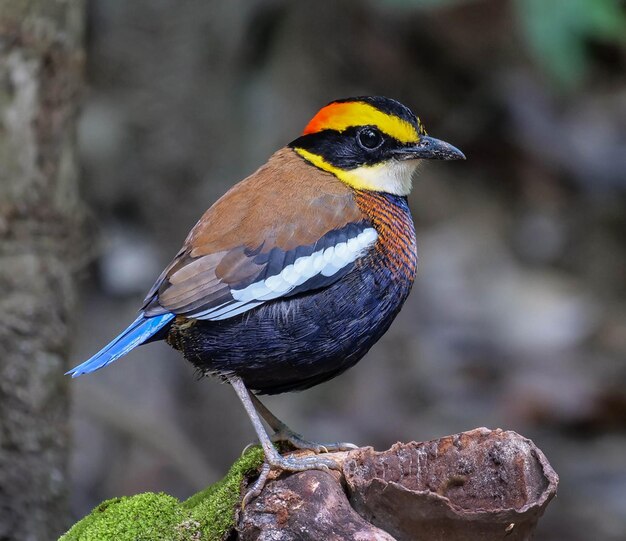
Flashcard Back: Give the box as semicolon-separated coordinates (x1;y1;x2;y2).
357;128;383;150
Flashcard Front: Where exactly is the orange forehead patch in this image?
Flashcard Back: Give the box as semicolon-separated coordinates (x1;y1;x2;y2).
303;101;420;144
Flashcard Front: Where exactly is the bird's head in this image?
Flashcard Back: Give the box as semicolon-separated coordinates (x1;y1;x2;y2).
289;96;465;196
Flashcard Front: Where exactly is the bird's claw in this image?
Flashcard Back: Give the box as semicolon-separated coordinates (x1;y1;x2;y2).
240;442;257;457
336;442;359;450
241;463;270;510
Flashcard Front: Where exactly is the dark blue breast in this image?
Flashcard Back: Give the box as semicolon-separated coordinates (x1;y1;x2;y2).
167;193;417;394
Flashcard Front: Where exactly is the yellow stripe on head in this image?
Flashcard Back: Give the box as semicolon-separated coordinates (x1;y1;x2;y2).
303;101;420;144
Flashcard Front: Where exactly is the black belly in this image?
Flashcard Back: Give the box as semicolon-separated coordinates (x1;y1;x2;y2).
166;254;414;394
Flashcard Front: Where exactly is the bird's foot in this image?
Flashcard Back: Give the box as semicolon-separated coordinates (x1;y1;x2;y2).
270;425;358;453
242;448;341;508
266;449;342;472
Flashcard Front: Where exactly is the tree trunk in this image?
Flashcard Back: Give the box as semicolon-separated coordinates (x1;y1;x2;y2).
0;2;84;539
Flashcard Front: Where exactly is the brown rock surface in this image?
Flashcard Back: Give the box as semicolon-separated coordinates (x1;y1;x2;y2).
238;428;558;540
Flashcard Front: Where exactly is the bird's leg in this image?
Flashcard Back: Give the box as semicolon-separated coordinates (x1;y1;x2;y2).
228;376;340;505
249;392;358;453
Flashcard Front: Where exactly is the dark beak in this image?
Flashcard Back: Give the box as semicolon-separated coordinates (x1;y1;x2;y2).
394;135;466;161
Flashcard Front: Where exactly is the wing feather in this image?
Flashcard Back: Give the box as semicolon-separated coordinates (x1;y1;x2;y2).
143;148;371;320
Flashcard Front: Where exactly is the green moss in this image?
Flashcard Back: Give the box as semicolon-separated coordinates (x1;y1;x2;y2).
60;447;265;541
60;493;189;541
185;446;264;539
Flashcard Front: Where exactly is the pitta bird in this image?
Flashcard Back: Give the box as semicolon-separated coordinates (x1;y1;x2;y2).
68;96;464;498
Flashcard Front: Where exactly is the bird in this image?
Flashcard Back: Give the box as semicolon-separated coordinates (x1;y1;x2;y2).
68;96;464;499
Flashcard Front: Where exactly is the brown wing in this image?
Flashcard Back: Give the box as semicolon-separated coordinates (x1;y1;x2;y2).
142;148;373;321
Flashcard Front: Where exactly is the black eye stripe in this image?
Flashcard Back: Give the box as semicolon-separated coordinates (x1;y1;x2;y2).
289;126;406;171
289;127;404;170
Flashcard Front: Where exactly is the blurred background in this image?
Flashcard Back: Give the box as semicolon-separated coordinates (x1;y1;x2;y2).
35;0;626;539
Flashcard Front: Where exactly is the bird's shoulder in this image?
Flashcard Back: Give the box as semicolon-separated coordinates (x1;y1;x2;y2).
187;147;364;254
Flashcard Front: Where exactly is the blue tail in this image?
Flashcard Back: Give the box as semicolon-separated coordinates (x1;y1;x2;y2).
66;312;175;377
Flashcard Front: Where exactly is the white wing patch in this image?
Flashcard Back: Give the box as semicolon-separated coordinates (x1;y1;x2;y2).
193;227;378;321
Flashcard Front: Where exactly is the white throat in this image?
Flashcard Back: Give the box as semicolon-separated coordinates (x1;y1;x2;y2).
345;159;420;196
